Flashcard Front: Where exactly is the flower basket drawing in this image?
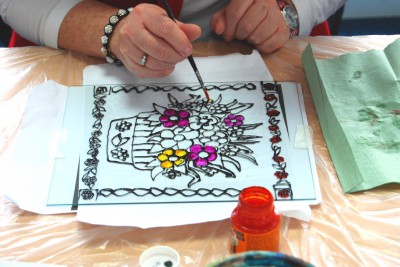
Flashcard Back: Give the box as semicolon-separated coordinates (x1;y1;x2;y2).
107;93;263;188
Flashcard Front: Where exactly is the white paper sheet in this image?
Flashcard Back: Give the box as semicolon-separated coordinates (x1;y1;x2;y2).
83;50;273;85
77;51;319;227
4;51;320;227
4;81;83;214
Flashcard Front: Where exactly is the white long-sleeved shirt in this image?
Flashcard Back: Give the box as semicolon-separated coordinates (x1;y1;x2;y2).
0;0;345;48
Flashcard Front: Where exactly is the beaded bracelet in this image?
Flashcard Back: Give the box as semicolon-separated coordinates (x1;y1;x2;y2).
101;7;133;65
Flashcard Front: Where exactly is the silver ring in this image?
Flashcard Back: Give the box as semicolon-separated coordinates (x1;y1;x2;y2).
140;54;148;66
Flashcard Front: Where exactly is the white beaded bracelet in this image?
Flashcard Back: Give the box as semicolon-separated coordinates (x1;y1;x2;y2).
101;7;133;65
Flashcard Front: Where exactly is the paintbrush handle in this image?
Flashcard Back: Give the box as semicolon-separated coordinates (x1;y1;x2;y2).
160;0;210;101
160;0;176;21
187;56;205;87
161;0;206;86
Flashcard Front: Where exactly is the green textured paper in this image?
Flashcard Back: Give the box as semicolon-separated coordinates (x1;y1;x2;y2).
302;39;400;193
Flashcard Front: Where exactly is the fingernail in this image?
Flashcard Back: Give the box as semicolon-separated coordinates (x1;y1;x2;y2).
183;47;192;56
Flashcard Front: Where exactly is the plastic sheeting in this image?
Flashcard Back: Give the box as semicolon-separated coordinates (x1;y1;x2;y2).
1;36;399;267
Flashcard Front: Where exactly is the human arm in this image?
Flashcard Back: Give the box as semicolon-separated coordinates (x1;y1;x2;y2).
59;1;202;78
293;0;346;35
0;0;201;78
0;0;81;48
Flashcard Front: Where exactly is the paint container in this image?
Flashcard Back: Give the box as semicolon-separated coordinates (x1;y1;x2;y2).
139;245;180;267
230;186;281;253
207;251;314;267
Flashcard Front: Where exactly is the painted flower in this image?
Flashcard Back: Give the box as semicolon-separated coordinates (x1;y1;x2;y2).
159;109;190;128
264;94;276;101
267;109;280;117
158;149;187;169
270;135;282;144
224;114;244;127
268;125;279;132
159;127;199;150
273;156;285;163
188;144;217;167
274;171;289;179
278;189;291;199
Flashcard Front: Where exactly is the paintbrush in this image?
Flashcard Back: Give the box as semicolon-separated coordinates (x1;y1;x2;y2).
160;0;211;102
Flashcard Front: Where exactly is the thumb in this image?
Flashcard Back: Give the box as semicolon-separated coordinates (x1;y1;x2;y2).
178;23;202;42
211;8;226;35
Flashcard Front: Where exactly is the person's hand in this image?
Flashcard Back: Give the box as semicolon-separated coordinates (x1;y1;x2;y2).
211;0;290;53
110;4;201;78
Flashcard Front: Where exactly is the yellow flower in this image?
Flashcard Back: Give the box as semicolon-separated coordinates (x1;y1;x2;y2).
158;149;187;169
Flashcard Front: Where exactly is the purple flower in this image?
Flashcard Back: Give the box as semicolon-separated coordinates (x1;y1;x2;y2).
159;109;190;128
224;114;244;127
188;144;217;167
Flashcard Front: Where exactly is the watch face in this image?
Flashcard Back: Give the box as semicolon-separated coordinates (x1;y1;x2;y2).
283;6;299;29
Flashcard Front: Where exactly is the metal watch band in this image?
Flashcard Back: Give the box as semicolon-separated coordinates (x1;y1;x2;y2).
276;0;299;37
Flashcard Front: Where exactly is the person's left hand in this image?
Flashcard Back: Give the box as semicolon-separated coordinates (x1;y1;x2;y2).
211;0;291;53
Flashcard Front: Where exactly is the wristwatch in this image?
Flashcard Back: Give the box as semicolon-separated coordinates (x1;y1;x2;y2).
276;0;299;37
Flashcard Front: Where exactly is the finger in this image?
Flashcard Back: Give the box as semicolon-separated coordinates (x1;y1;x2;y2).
129;4;192;61
121;40;175;71
133;25;186;65
223;0;254;42
136;65;175;78
253;24;289;54
210;8;226;35
144;12;194;58
235;1;269;40
246;8;281;45
124;55;176;78
179;23;202;42
135;66;175;79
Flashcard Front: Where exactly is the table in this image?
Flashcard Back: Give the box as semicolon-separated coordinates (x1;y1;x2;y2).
1;36;399;267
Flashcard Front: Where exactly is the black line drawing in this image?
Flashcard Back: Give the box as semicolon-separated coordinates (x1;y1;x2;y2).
79;82;292;202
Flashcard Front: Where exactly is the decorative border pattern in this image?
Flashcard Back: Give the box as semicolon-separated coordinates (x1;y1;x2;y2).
79;82;292;201
262;82;293;200
81;86;109;192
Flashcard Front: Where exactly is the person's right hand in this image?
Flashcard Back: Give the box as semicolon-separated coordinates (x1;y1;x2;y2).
110;4;201;78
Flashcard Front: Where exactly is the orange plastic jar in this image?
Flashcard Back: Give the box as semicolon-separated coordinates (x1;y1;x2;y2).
230;186;281;253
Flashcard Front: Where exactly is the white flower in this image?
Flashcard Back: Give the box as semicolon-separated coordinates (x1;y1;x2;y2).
160;127;199;150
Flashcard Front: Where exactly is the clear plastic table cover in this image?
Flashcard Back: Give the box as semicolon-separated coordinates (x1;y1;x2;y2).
0;36;399;267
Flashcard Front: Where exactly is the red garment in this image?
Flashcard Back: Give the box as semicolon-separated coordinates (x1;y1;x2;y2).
310;21;331;36
9;31;36;47
9;0;183;47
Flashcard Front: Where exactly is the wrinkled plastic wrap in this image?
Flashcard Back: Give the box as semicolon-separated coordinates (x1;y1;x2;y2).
1;36;399;267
